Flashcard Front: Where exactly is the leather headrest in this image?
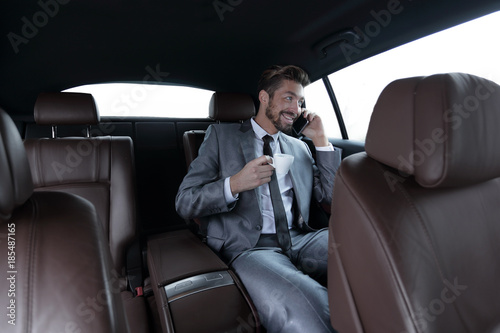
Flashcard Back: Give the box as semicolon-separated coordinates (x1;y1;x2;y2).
34;92;100;125
209;92;255;121
366;73;500;188
0;108;33;220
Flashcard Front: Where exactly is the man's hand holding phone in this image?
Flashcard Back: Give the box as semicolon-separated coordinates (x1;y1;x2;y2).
294;108;329;147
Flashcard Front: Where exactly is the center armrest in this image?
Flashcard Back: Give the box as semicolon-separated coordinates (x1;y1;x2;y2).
146;229;259;333
147;229;228;287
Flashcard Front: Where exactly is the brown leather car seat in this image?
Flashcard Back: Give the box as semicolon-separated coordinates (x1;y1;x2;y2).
0;107;130;333
183;92;255;169
328;73;500;332
23;92;148;332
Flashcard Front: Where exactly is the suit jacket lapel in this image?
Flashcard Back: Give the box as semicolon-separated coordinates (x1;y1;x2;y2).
239;119;255;164
278;133;311;225
278;133;302;192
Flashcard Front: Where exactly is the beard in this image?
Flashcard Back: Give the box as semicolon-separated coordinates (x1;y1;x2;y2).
265;104;294;135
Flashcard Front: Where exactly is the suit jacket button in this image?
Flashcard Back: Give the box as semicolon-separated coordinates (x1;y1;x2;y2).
256;225;262;231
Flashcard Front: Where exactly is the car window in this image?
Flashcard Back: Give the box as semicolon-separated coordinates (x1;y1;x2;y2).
304;79;343;139
64;83;214;118
313;10;500;141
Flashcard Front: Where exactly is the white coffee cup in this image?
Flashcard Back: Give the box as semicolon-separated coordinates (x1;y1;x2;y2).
269;153;294;174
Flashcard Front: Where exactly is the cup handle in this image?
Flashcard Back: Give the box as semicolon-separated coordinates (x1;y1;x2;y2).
268;156;275;168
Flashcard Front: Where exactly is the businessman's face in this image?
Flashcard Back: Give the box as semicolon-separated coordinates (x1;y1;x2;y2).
265;80;305;134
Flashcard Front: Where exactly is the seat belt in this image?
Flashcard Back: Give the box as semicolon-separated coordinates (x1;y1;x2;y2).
126;238;144;297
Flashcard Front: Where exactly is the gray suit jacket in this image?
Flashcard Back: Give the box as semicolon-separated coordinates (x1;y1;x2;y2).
176;119;341;262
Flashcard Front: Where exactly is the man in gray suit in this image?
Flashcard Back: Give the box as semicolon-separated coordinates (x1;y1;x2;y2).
176;65;340;333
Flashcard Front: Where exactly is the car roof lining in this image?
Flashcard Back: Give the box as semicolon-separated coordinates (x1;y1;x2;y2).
1;0;500;117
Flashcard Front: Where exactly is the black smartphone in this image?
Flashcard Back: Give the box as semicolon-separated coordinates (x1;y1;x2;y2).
292;102;309;136
292;115;309;136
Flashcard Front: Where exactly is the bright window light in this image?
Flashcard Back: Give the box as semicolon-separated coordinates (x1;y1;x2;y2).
330;10;500;141
306;10;500;141
64;83;214;118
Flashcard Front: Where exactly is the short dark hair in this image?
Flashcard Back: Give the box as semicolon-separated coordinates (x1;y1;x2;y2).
257;65;310;99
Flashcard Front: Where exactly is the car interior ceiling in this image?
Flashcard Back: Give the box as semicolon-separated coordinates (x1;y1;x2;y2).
1;1;499;115
2;0;500;332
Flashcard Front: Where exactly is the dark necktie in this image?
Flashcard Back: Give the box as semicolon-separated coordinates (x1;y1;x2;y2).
262;135;292;252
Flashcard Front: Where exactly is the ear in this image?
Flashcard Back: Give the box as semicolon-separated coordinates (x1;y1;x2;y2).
258;90;269;105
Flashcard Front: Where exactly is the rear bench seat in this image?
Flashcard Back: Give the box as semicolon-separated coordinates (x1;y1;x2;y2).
23;92;149;333
0;107;130;333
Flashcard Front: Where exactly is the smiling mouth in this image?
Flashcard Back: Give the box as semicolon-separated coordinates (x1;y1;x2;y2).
281;112;295;124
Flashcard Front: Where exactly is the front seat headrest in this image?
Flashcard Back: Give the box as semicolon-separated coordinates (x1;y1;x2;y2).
365;73;500;188
0;108;33;219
